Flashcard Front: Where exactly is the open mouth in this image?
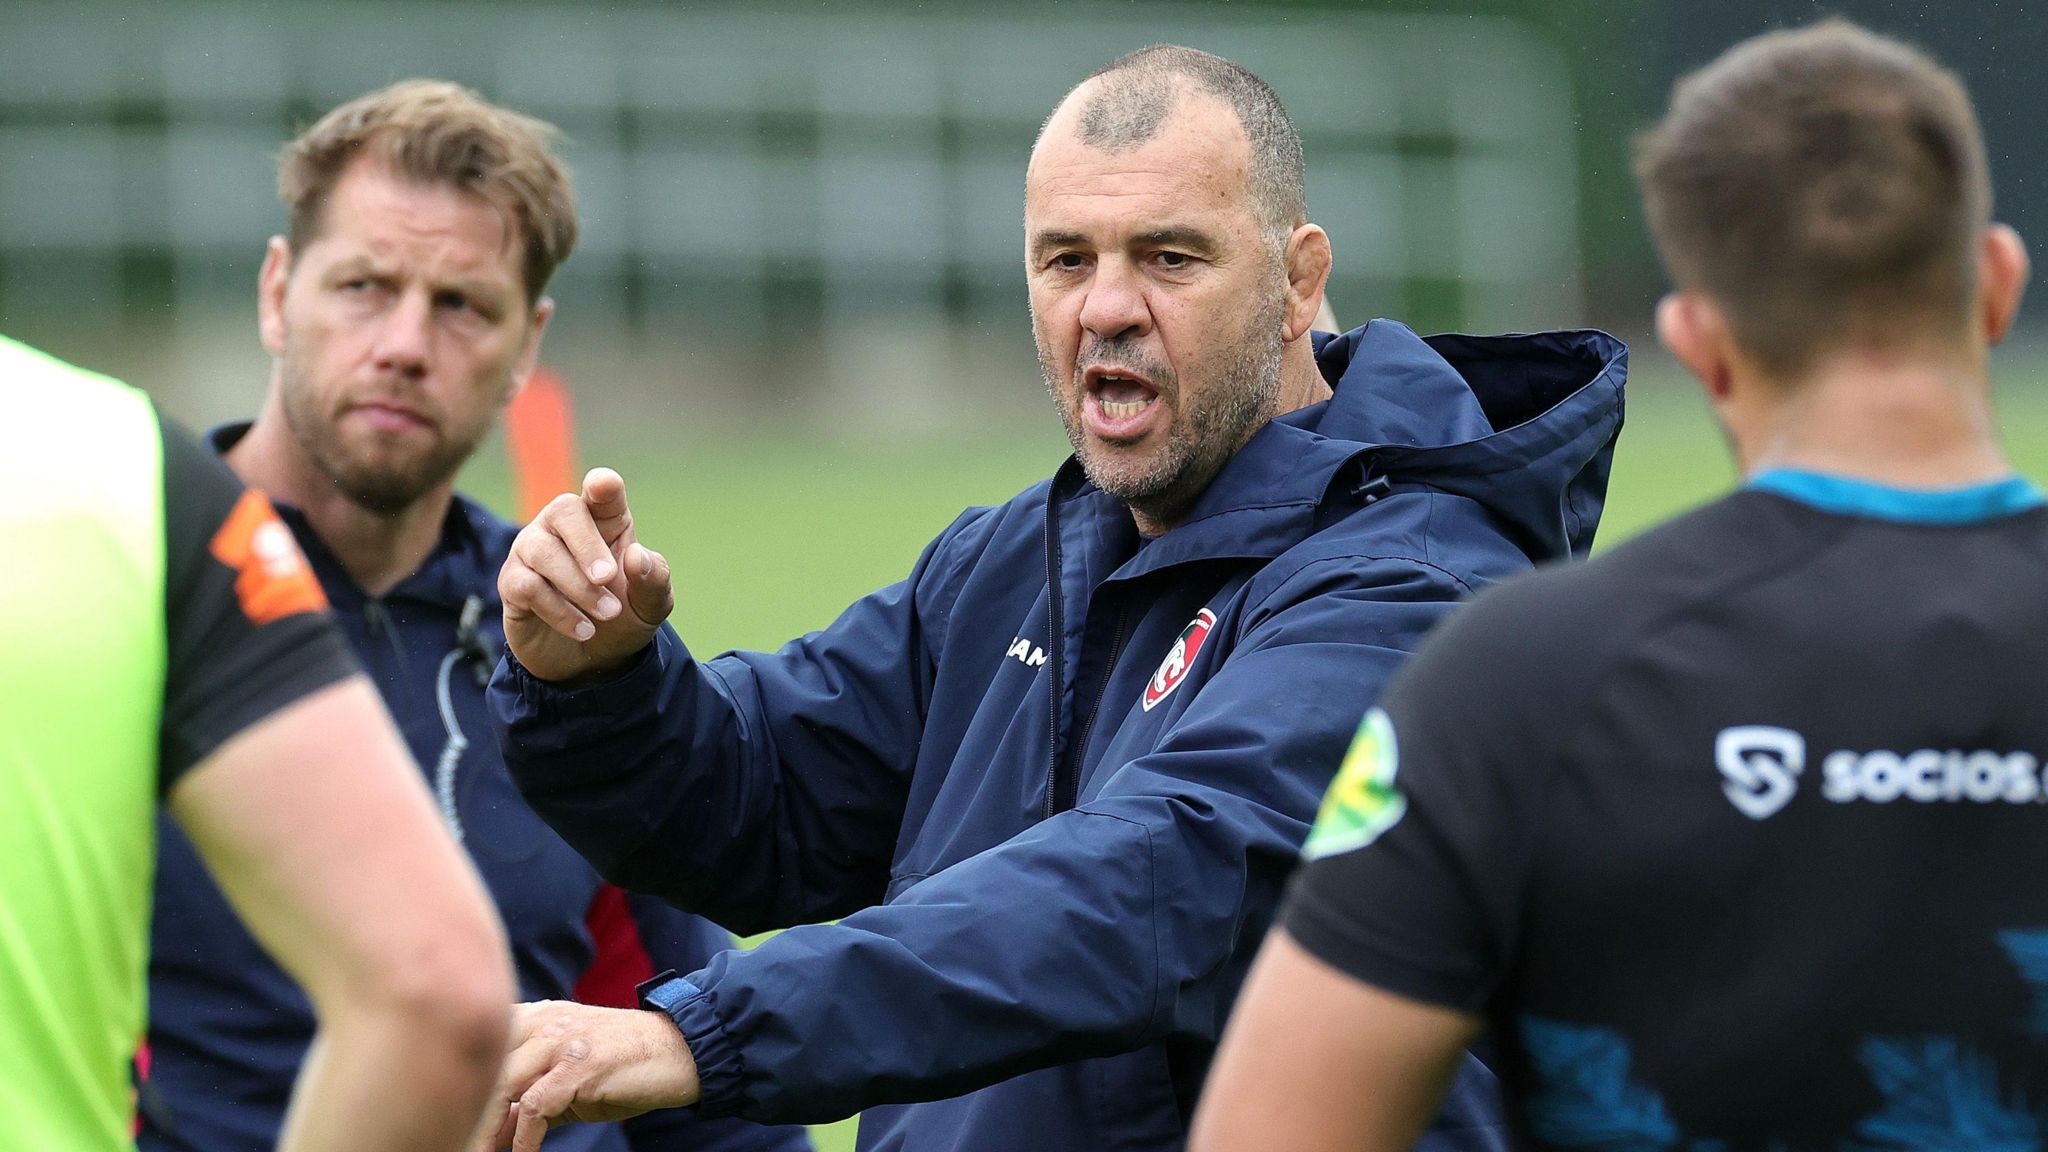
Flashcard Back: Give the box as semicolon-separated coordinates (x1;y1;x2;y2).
1083;366;1162;440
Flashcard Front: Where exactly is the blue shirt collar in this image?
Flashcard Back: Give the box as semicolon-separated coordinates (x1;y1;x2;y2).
1749;468;2047;525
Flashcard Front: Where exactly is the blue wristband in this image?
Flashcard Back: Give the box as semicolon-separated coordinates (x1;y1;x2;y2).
635;969;702;1015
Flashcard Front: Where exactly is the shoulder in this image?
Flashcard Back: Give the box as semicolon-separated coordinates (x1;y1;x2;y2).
937;477;1049;558
1546;487;1826;623
1243;490;1493;623
1252;472;1580;612
913;476;1054;598
1391;490;1802;717
972;476;1058;537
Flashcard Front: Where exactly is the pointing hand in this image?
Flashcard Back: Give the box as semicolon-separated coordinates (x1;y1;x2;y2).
499;468;675;684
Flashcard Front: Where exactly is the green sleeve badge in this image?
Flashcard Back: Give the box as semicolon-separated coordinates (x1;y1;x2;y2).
1302;707;1406;860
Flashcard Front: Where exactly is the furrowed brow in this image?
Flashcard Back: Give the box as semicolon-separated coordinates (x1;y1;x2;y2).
1135;226;1221;256
325;255;380;278
1028;229;1091;262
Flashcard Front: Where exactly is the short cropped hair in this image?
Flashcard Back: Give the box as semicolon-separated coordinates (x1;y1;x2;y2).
279;80;578;300
1076;45;1307;239
1635;21;1991;377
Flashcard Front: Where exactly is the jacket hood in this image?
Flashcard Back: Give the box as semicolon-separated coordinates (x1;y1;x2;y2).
1303;319;1627;563
1053;319;1626;579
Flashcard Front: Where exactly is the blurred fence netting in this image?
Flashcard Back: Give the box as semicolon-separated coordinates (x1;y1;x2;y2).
0;2;1581;433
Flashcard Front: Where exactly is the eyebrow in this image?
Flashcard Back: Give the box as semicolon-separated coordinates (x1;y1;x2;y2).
324;258;513;304
1027;229;1090;262
323;255;379;277
1027;225;1224;262
1134;226;1221;256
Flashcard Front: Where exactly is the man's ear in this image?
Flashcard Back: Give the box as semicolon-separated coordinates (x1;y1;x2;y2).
511;296;556;395
1980;224;2030;347
1282;223;1334;343
1656;291;1737;403
257;236;293;358
1311;295;1341;336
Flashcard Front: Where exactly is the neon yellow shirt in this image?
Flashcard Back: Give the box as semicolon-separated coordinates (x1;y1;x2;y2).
0;334;166;1149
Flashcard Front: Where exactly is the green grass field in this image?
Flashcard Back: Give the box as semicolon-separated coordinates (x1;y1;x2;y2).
456;358;2048;1151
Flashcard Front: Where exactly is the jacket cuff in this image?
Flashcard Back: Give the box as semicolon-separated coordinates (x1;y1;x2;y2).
501;630;666;713
637;969;747;1118
494;633;679;790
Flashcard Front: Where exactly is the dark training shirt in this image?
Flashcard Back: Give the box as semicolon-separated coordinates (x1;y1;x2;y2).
159;420;357;790
1287;471;2048;1150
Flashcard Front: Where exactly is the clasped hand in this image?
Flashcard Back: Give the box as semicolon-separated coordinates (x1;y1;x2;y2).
472;1000;703;1151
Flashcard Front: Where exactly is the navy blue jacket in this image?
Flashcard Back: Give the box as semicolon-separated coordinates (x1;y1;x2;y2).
493;322;1626;1150
140;425;811;1152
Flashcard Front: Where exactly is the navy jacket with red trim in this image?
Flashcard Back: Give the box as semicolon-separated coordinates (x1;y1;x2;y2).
493;322;1627;1150
140;428;811;1152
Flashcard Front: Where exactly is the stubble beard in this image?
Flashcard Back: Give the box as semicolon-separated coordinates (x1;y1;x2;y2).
1038;288;1288;530
277;349;479;517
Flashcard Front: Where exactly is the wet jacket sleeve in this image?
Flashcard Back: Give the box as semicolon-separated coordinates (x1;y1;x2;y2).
534;554;1479;1124
492;511;984;934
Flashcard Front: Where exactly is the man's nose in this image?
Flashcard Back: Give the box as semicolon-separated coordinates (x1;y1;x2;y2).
372;289;433;375
1077;259;1152;343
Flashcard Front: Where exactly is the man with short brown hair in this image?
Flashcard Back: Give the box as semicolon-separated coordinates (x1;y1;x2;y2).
140;80;807;1152
1192;21;2040;1150
1635;20;1988;379
278;78;578;305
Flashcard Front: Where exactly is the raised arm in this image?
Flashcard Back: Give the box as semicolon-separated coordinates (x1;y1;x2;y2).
493;470;986;930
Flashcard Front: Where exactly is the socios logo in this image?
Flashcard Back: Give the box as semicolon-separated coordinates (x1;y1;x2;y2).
1716;726;2048;818
1822;748;2045;804
1715;726;1805;820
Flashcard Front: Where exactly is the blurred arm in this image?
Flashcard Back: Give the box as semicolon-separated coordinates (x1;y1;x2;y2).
1189;929;1479;1152
167;676;514;1152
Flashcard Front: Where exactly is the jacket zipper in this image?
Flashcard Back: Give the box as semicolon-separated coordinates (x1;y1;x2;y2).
362;596;411;688
368;594;476;844
1044;493;1064;820
1053;602;1130;815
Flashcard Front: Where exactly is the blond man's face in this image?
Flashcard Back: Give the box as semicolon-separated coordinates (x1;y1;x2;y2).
259;159;547;514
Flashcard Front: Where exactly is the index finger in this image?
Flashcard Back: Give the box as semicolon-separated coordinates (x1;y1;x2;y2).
539;491;617;585
582;467;631;534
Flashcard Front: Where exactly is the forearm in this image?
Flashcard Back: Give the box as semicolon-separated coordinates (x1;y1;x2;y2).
277;998;506;1152
494;630;801;924
498;513;974;932
664;619;1445;1119
496;627;909;931
660;794;1292;1123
